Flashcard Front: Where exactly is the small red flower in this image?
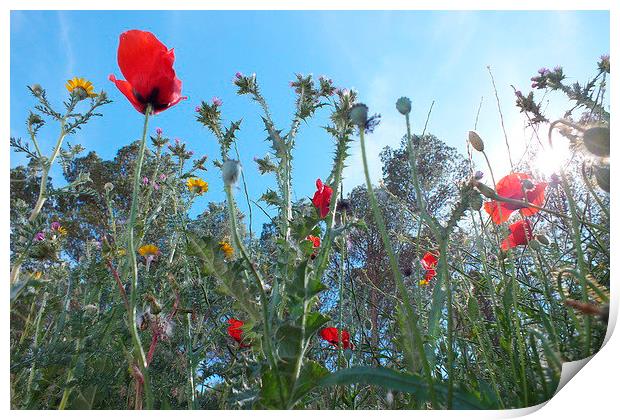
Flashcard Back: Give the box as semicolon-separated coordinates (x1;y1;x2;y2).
312;179;333;219
483;173;547;224
109;30;187;114
305;235;321;258
501;219;534;250
227;318;250;348
420;251;439;286
319;327;352;349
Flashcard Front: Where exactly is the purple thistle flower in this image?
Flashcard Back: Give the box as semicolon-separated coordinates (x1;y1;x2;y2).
474;171;484;180
212;96;223;107
195;105;201;113
155;127;163;136
142;176;149;186
50;221;61;231
235;72;243;79
188;151;194;157
151;181;160;191
159;173;167;181
34;232;45;242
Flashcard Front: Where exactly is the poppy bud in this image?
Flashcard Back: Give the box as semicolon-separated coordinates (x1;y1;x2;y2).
222;159;241;187
468;131;485;152
529;239;541;250
474;170;484;180
593;165;610;193
395;97;412;115
535;234;550;245
349;103;369;127
582;126;609;157
474;182;496;199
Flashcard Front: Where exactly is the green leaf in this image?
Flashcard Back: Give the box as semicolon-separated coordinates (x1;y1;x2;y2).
70;385;98;409
290;360;329;407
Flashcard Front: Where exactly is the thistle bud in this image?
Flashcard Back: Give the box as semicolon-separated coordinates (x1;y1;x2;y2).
474;170;484;180
582;126;609;157
468;131;485;152
395;97;412;115
535;234;550;245
222;159;241;187
30;84;44;97
349;103;369;127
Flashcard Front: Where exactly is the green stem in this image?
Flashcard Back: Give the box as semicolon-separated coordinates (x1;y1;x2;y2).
126;104;154;409
359;128;436;407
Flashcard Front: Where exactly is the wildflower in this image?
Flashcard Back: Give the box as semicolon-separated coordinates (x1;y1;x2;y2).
156;127;163;135
395;97;412;115
150;181;160;191
138;244;160;258
65;77;97;100
235;72;243;79
219;241;234;259
227;318;250;348
186;178;209;195
474;170;484;180
305;235;321;258
50;221;61;231
501;219;534;250
34;232;45;242
33;271;43;280
312;178;333;219
468;131;485;152
483;173;547;224
319;327;352;349
109;30;186;114
159;173;167;181
420;251;439;286
598;54;610;73
142;176;149;186
212;96;223;107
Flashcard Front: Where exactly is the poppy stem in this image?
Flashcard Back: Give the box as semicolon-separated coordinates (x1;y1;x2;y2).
126;104;154;409
358;127;437;407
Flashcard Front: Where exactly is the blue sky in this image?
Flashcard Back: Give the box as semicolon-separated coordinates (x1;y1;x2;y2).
10;10;609;232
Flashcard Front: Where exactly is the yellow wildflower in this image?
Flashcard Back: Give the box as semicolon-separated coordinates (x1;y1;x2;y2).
57;226;68;236
186;178;208;195
138;244;160;257
419;278;429;286
219;241;234;259
33;271;43;280
65;77;97;98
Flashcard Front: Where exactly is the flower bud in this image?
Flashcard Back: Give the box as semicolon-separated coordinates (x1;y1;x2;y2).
395;97;412;115
468;131;485;152
349;103;369;126
222;159;241;186
582;126;609;157
104;182;114;192
529;240;541;250
535;234;550;245
30;84;44;97
474;170;484;180
469;194;483;211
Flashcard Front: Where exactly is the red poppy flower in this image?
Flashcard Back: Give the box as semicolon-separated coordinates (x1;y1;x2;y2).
227;318;250;348
483;173;547;224
305;235;321;258
109;30;186;114
420;251;439;286
312;179;333;219
319;327;352;349
501;219;534;250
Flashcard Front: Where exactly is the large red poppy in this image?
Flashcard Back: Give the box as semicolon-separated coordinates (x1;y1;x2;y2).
420;251;439;286
319;327;352;349
501;219;534;250
109;30;186;114
227;318;250;348
312;179;333;219
483;173;547;224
